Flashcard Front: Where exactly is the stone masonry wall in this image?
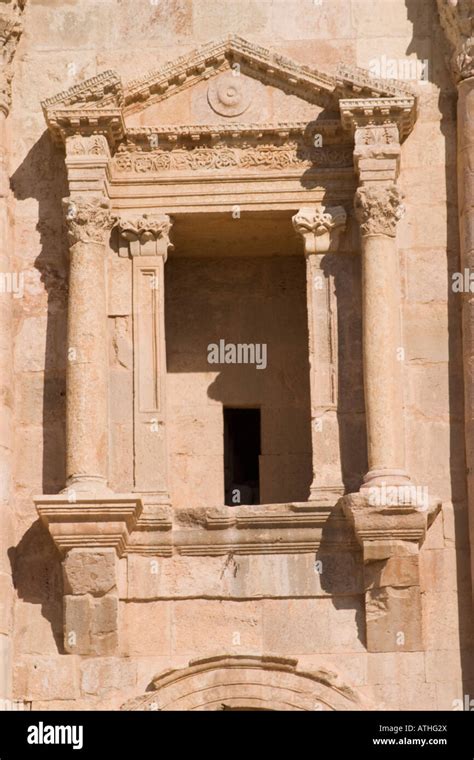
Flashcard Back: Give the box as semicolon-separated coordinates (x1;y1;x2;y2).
6;0;474;711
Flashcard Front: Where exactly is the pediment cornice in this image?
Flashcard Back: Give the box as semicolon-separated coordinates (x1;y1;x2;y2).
42;35;417;150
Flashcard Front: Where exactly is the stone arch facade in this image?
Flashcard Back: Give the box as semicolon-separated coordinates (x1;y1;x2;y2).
121;655;371;712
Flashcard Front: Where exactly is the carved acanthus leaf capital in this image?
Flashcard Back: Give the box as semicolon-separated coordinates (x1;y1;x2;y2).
354;184;404;238
116;214;174;260
63;196;116;246
437;0;474;82
292;206;347;254
0;5;24;116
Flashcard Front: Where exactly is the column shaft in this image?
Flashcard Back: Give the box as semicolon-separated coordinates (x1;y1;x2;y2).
293;206;346;503
457;75;474;598
64;196;114;494
361;233;405;479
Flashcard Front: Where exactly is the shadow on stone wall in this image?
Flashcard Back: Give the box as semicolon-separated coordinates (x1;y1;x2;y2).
11;130;68;493
8;520;64;653
9;131;68;652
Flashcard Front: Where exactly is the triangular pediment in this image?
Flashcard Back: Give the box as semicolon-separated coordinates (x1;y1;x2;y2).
42;35;416;147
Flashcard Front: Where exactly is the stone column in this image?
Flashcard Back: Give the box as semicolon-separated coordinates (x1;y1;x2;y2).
437;0;474;605
0;4;23;702
63;195;115;496
117;214;173;504
354;182;409;487
341;121;411;490
292;206;347;504
340;120;439;652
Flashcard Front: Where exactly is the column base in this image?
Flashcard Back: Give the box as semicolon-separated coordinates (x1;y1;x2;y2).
361;468;411;488
309;484;345;506
63;475;112;499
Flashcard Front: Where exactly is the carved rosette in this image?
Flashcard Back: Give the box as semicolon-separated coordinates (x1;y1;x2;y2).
207;71;253;117
117;214;174;259
63;196;116;246
292;206;347;254
437;0;474;82
354;184;404;238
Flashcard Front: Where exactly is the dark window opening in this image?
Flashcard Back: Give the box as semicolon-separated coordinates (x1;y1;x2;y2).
224;408;260;506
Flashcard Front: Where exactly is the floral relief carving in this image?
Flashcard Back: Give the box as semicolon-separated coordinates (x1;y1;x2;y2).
112;143;354;174
67;134;110;156
293;206;347;254
207;71;253;117
117;214;173;245
437;0;474;82
63;196;116;246
354;184;404;238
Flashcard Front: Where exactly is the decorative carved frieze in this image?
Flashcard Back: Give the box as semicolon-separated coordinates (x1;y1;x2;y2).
66;134;110;156
354;184;404;237
63;195;115;246
292;206;347;254
112;142;354;175
354;123;400;149
437;0;474;82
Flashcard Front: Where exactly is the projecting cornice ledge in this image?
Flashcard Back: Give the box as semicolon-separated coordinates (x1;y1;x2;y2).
41;35;418;151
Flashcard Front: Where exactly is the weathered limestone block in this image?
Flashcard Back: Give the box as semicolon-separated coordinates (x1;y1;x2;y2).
63;548;116;596
63;549;118;655
14;655;79;702
365;586;422;652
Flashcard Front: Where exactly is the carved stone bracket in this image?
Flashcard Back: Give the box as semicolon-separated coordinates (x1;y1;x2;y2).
35;495;142;655
342;493;441;653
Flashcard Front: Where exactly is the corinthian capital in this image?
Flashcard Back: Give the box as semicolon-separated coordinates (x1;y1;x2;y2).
292;206;347;254
437;0;474;82
0;4;24;116
63;196;116;246
354;184;404;238
116;214;173;259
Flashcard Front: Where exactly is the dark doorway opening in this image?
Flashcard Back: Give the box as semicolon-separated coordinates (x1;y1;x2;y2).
224;408;261;506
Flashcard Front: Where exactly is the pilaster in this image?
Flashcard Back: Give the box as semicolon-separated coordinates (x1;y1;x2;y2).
292;206;347;505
